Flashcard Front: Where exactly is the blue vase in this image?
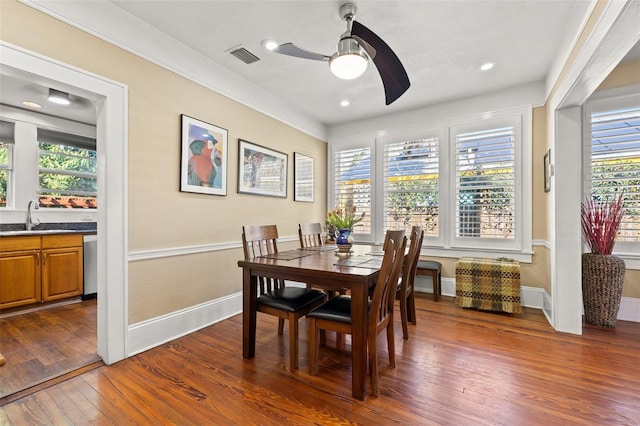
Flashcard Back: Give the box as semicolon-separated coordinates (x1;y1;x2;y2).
335;229;353;253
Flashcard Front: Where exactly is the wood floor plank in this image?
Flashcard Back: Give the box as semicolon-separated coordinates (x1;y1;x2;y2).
2;294;639;425
0;299;98;398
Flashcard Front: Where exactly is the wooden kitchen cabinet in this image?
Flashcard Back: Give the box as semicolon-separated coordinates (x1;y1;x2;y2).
42;234;83;301
0;236;42;309
0;233;83;309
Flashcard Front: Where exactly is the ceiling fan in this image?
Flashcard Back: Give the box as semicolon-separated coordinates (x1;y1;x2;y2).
268;3;410;105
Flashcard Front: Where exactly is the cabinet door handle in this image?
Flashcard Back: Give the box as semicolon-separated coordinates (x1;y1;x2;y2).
42;253;47;265
36;252;40;266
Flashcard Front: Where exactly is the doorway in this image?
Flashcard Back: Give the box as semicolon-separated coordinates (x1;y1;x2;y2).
0;43;128;373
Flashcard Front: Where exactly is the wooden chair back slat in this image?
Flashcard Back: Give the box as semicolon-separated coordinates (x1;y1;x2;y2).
242;225;284;295
371;233;406;325
298;223;324;248
403;226;424;295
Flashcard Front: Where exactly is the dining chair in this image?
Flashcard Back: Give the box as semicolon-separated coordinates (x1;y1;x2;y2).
367;229;405;299
298;222;324;247
307;230;407;396
242;224;327;370
299;221;346;346
396;226;424;339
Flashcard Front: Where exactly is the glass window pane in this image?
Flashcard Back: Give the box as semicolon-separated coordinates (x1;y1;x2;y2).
591;106;640;243
334;147;371;235
455;127;515;239
0;141;10;208
383;138;439;238
38;136;97;209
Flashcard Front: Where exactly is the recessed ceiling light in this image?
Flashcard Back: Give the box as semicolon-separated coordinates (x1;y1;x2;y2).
22;101;42;109
480;62;495;71
48;88;71;105
340;100;350;107
262;40;278;51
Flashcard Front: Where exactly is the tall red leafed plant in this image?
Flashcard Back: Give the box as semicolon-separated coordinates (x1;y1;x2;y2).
580;193;625;255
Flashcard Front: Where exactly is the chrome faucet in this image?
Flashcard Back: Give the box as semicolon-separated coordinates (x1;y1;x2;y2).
26;200;40;231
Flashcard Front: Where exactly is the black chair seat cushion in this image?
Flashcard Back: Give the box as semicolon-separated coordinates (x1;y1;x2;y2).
417;260;441;271
307;295;372;324
257;287;326;312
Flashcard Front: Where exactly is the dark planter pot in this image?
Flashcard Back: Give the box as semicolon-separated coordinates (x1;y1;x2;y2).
581;253;626;328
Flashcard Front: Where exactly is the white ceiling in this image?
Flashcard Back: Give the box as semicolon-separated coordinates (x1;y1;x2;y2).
2;1;640;130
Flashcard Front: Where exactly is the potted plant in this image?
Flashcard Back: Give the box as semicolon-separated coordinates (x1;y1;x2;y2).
580;193;626;327
326;206;365;252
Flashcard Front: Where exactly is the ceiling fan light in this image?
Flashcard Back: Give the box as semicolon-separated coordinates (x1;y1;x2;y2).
48;88;71;106
330;52;368;80
330;37;368;80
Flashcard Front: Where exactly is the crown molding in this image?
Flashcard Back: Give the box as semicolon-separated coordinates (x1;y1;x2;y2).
19;0;328;142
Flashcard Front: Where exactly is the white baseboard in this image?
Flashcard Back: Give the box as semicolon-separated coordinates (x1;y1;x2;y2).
542;290;553;324
127;292;242;357
617;296;640;323
414;276;545;309
127;279;639;358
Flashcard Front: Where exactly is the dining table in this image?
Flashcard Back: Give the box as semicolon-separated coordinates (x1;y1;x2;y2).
238;243;383;400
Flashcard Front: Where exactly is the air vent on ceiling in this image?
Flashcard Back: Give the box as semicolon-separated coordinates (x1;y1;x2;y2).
229;47;260;64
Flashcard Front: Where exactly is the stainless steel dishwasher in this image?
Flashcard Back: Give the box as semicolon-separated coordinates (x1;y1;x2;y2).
83;233;98;299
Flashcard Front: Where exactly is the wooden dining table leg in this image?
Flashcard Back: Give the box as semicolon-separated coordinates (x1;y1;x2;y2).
243;268;258;359
350;284;368;400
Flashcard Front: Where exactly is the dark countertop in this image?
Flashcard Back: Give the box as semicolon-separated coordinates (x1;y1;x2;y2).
0;222;97;234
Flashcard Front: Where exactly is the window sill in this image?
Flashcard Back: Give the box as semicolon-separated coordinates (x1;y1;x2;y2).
420;246;534;263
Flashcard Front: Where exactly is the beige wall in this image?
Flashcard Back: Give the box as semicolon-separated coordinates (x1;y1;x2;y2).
0;0;327;323
2;0;637;314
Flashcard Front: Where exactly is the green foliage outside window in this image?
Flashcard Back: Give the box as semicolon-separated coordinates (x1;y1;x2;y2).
0;143;8;207
591;159;640;241
386;179;439;235
38;142;97;208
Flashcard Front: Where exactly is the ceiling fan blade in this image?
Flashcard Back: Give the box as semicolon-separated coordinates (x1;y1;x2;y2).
271;43;330;61
351;20;410;105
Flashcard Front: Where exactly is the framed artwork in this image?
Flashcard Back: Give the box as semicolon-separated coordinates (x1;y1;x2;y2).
294;152;314;202
238;139;288;198
544;148;551;193
180;114;228;196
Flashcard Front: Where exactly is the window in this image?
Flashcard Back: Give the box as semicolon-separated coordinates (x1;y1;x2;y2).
37;128;97;208
454;126;515;240
0;120;15;208
329;108;530;258
383;138;439;238
333;145;372;235
586;93;640;252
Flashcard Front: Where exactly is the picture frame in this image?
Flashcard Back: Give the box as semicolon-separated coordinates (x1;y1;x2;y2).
293;152;314;202
543;148;551;193
180;114;228;196
238;139;288;198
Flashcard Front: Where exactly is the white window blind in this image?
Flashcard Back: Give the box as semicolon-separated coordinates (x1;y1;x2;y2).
383;138;439;238
455;126;515;239
333;146;372;235
37;128;97;208
590;106;640;243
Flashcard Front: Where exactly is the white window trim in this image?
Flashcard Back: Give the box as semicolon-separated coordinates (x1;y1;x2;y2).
379;127;445;247
583;84;640;270
449;115;523;252
329;107;533;262
329;136;376;242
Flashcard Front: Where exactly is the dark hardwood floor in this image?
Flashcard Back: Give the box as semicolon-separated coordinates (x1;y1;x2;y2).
1;294;639;425
0;299;100;399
